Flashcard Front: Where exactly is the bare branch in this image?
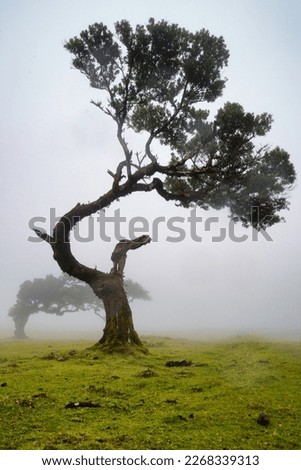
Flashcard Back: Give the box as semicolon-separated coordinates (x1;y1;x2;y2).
107;169;115;178
110;235;151;275
33;229;53;244
107;161;127;189
145;135;157;163
90;100;117;121
117;123;132;177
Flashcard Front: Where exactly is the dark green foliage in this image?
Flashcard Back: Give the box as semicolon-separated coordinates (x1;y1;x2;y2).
165;103;296;227
65;18;229;149
64;18;295;230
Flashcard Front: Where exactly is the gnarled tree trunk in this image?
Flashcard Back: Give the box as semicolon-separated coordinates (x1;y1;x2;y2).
91;272;144;351
34;182;152;352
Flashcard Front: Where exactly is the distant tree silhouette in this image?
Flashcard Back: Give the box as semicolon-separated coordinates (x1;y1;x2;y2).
9;273;151;339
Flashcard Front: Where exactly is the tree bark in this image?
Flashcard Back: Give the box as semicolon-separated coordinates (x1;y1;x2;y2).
91;237;150;351
91;273;146;352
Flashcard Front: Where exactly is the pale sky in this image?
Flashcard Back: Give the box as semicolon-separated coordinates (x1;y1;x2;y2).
1;0;301;339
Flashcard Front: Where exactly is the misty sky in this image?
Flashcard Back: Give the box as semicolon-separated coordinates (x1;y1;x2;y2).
1;0;301;339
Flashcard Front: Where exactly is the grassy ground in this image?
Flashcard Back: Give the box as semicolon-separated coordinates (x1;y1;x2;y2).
0;336;300;450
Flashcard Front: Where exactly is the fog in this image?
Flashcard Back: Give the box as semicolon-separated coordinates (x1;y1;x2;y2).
1;0;301;342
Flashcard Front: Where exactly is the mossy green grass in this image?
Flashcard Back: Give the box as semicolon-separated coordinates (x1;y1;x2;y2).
0;337;300;450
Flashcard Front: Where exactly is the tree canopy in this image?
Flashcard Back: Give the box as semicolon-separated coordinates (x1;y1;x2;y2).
64;18;295;228
34;18;296;351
